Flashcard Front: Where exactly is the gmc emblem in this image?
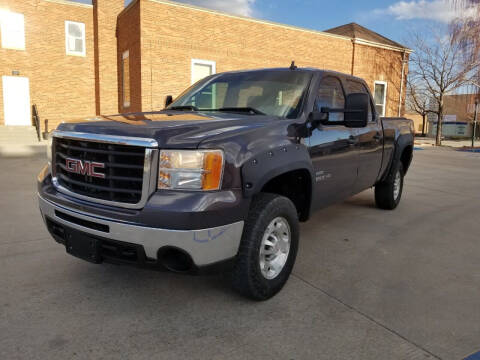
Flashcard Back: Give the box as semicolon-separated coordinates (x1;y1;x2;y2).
65;158;106;179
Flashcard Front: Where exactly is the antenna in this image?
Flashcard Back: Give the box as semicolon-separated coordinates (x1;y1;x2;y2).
290;61;297;70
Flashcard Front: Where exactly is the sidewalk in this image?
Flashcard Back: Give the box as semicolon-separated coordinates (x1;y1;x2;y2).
414;137;479;148
0;142;47;158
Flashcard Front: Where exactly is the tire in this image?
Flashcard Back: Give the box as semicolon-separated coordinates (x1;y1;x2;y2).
375;162;404;210
231;193;299;301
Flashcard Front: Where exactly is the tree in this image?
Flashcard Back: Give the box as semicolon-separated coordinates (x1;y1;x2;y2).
406;80;432;136
450;0;480;92
408;28;480;145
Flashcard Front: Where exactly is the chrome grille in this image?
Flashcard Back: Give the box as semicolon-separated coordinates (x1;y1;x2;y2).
51;131;158;209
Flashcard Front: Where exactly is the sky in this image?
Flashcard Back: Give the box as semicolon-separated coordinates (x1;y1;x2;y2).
72;0;474;47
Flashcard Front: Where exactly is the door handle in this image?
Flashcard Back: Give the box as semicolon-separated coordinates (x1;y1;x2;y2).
348;135;358;145
373;132;382;141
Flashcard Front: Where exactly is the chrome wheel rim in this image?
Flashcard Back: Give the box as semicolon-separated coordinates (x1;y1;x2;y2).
393;170;401;200
259;217;291;280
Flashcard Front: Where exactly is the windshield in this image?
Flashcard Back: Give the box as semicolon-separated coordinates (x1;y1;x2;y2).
168;71;312;119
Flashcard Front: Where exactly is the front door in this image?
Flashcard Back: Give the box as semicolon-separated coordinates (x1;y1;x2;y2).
2;76;31;126
308;76;358;210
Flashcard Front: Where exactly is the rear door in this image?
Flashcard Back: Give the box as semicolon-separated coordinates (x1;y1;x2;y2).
344;79;383;192
308;76;358;209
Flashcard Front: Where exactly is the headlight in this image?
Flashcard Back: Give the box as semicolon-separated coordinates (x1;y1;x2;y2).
158;150;224;191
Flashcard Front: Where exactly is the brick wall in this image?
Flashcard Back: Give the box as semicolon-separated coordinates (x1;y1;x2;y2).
0;0;96;130
116;0;141;113
93;0;123;115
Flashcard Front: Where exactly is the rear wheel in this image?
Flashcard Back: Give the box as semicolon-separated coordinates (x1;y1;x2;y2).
375;162;404;210
231;193;299;301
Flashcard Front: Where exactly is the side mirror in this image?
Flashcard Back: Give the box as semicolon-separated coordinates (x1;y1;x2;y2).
310;111;328;127
164;95;173;108
344;93;369;128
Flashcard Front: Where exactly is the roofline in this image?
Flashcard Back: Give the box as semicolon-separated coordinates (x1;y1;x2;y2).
42;0;93;9
353;38;412;54
118;0;139;16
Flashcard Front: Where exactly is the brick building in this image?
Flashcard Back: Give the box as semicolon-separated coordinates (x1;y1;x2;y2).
0;0;411;133
427;94;479;139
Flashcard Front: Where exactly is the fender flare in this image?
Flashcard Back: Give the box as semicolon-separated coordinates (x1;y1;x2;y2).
241;143;315;198
382;133;414;182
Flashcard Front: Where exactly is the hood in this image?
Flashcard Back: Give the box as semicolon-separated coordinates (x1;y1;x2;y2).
56;111;276;148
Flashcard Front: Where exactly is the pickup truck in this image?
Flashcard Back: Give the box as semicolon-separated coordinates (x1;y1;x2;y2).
38;67;414;300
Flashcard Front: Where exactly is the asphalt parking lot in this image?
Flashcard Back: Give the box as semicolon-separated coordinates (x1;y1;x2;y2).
1;147;479;360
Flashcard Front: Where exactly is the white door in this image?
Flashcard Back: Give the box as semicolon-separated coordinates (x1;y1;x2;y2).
2;76;31;126
191;59;216;84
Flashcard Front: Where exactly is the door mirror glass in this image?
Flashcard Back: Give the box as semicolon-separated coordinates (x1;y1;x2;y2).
344;93;369;128
165;95;173;108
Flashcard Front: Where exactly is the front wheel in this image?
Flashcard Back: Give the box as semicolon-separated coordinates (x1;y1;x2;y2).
375;162;404;210
231;193;299;301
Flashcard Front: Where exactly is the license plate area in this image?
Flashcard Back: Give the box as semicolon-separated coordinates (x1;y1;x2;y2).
65;228;101;263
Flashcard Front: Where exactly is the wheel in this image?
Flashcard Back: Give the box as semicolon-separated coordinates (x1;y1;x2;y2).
375;162;404;210
231;193;299;301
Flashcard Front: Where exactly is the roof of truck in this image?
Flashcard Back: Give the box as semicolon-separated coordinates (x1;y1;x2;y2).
215;67;367;83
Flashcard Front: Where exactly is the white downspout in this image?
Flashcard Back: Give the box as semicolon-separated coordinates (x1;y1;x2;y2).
398;51;407;117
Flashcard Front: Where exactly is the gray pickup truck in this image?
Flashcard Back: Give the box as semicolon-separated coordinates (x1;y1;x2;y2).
38;67;414;300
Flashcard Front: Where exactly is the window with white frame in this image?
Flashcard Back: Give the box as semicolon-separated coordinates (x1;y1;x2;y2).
122;50;130;108
0;11;25;50
65;21;85;56
191;59;216;84
374;81;387;117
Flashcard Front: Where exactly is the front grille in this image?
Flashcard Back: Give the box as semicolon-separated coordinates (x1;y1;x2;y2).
53;136;147;205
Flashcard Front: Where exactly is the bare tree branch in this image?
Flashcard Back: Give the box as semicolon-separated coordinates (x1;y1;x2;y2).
407;24;480;145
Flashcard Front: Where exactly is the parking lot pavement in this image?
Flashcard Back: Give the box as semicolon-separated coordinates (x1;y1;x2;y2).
1;148;479;360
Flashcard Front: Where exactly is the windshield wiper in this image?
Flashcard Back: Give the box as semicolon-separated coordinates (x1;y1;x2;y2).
217;107;265;115
169;105;198;111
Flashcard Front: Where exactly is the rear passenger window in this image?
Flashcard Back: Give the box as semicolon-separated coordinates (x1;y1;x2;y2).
315;77;345;122
346;80;374;122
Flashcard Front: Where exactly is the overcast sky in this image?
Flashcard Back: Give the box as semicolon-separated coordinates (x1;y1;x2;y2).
72;0;474;45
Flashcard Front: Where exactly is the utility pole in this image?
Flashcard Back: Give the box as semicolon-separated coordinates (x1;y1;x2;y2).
473;99;478;148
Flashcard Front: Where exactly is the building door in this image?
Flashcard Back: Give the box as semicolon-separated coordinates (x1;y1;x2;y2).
191;59;216;84
2;76;31;126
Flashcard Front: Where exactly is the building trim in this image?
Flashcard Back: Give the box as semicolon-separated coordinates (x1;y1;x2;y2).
42;0;93;9
353;38;413;54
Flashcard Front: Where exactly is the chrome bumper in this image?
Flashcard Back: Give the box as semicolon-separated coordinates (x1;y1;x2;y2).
38;195;244;266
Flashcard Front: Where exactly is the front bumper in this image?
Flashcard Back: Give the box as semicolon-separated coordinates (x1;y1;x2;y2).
39;195;244;269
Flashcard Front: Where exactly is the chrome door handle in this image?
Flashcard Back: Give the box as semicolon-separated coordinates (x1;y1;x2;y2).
373;133;382;140
348;136;358;145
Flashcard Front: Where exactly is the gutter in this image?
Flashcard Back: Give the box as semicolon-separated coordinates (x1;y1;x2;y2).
353;38;413;54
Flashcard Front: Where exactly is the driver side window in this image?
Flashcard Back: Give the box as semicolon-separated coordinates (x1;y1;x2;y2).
315;77;345;122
